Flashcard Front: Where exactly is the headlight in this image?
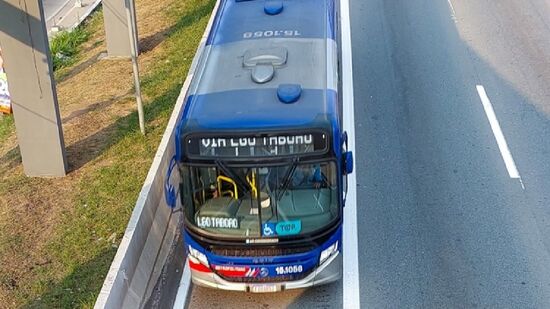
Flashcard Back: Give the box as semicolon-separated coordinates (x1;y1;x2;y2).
319;241;338;264
188;245;209;266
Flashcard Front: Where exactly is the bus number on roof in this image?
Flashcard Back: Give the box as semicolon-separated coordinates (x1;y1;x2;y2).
243;30;301;39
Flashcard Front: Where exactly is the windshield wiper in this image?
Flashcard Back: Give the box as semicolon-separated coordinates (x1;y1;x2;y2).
214;160;250;196
276;158;299;202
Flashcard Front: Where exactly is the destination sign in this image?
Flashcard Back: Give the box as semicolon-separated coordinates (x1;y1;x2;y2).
185;132;328;158
197;216;239;229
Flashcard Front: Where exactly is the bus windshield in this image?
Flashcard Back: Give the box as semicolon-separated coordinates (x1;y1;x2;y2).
182;162;339;238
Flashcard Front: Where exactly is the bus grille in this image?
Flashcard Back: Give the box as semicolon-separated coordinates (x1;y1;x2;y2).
218;270;314;283
209;246;315;257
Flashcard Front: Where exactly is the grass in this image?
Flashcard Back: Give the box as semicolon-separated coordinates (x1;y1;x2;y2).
0;115;14;141
0;0;215;307
50;27;90;71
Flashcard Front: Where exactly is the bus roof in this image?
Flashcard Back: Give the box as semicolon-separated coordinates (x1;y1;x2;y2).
178;0;339;134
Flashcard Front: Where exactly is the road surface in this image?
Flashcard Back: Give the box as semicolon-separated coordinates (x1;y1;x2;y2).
353;0;550;307
42;0;72;21
175;0;550;307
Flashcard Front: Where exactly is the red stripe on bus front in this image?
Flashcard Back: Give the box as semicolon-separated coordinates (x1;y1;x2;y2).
189;259;211;273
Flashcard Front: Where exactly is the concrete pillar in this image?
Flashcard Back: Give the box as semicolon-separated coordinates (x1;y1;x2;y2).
103;0;139;57
0;0;68;177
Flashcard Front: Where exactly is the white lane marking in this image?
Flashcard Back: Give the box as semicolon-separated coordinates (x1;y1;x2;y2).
341;0;361;308
476;85;525;189
173;258;192;309
447;0;457;22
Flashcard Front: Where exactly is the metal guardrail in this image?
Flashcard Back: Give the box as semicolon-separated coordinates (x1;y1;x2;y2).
94;1;220;307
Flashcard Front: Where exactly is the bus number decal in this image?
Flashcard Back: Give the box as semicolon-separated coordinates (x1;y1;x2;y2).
243;30;301;39
275;265;303;275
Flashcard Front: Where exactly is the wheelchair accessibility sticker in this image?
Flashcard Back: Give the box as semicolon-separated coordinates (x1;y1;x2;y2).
262;222;276;236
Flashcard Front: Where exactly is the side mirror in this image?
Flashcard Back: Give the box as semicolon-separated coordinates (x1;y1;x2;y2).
164;156;178;209
342;131;348;148
343;151;353;175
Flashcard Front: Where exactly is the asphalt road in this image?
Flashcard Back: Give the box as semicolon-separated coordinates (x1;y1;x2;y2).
182;0;550;307
353;0;550;307
42;0;72;21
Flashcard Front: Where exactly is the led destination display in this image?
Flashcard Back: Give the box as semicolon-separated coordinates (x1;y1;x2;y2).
186;132;328;158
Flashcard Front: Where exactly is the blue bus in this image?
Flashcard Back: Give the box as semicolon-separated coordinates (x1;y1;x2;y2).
166;0;353;292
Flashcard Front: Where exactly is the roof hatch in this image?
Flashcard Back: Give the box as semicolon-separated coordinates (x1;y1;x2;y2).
243;46;288;84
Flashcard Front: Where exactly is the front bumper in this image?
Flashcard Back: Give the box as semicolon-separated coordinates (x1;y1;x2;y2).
191;251;342;292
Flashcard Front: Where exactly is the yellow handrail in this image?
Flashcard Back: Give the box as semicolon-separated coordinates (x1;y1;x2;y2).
217;175;238;199
246;171;257;198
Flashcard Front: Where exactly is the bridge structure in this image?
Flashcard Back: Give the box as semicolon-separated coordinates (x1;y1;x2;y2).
0;0;138;177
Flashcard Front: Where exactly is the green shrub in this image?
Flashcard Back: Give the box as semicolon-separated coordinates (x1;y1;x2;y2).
50;27;90;71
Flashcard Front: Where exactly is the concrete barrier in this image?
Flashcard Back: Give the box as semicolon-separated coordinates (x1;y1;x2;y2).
46;0;102;36
94;1;220;307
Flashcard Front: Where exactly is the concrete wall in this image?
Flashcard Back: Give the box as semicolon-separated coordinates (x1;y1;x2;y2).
94;78;184;309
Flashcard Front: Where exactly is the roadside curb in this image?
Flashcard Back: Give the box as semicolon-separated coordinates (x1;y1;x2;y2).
173;258;192;308
340;0;360;307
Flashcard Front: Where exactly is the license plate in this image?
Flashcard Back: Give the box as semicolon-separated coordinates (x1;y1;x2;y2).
250;284;280;293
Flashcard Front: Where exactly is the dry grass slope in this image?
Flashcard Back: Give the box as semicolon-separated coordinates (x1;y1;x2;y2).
0;0;214;307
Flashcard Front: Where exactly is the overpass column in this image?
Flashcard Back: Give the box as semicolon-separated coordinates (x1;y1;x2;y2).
103;0;139;57
0;0;68;177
